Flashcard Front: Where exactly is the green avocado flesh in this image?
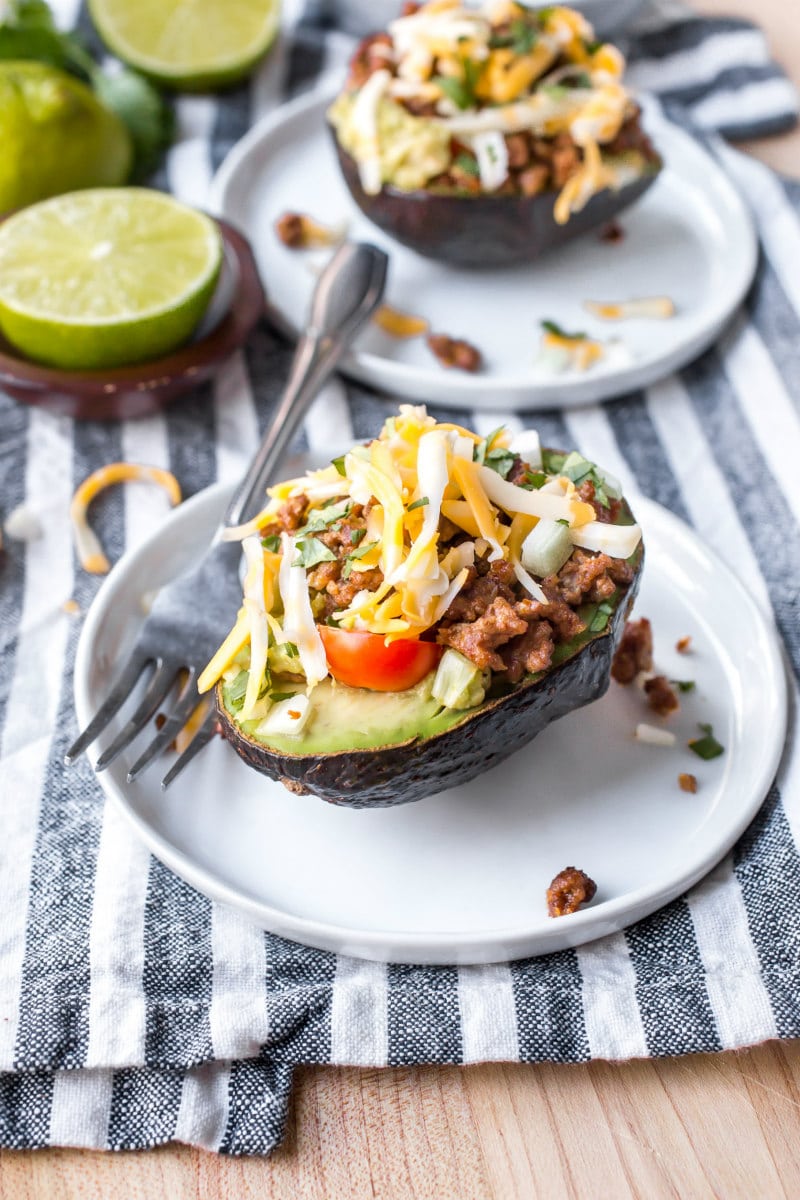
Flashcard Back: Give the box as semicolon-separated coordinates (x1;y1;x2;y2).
226;674;470;755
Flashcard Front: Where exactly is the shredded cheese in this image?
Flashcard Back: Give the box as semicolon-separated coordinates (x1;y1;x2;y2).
373;304;429;338
583;296;676;321
70;463;181;574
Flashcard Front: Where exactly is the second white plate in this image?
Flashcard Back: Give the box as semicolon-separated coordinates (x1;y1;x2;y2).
74;477;786;964
211;87;757;411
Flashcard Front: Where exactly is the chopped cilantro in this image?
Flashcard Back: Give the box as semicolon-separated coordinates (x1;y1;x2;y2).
560;450;618;508
434;56;482;110
484;448;515;479
584;38;603;54
490;17;538;54
342;539;379;580
347;540;379;561
297;499;351;535
292;537;336;569
688;723;725;761
556;518;570;527
561;70;592;89
331;454;346;476
284;642;299;659
671;679;696;693
485;425;508;450
269;691;296;704
522;470;547;490
350;527;366;546
261;534;280;552
407;496;429;511
542;450;566;474
455;151;480;177
473;438;487;466
541;319;587;341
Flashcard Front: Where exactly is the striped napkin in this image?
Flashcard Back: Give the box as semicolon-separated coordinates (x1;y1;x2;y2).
1;0;798;1156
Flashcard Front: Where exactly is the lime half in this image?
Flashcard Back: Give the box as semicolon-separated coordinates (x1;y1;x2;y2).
89;0;281;91
0;188;223;371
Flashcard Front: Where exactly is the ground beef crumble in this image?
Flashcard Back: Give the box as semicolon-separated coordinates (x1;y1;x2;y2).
644;674;680;716
547;867;597;917
611;617;653;684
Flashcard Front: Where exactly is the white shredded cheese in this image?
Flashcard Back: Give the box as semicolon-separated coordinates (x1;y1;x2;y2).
471;130;509;192
4;504;43;542
635;724;676;747
256;693;312;738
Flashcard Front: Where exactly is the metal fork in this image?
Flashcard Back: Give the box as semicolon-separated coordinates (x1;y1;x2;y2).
65;242;388;788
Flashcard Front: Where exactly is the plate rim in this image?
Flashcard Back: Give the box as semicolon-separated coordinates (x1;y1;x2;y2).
209;83;758;411
73;479;788;964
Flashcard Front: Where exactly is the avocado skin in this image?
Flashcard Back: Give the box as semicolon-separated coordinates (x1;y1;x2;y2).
216;542;642;808
331;134;661;268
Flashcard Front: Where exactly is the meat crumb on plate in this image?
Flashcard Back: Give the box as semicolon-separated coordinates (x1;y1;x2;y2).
547;867;597;918
679;773;698;794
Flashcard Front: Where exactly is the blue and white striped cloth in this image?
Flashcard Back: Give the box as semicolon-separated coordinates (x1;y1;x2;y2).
1;0;799;1156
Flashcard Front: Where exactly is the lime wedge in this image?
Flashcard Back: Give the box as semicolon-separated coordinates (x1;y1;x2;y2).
0;188;223;371
0;62;132;213
89;0;281;91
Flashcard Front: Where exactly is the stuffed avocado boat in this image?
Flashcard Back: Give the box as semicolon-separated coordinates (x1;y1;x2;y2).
199;406;643;808
328;1;661;266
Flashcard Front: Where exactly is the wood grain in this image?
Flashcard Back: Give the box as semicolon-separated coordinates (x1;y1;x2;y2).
3;1044;800;1198
2;1;799;1196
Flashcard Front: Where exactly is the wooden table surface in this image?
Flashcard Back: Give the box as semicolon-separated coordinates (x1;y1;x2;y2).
3;1;799;1196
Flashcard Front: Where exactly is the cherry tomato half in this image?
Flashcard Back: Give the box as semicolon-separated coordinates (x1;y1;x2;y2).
318;627;442;692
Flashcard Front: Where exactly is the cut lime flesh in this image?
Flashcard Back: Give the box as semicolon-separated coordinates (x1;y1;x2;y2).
0;188;223;371
89;0;281;90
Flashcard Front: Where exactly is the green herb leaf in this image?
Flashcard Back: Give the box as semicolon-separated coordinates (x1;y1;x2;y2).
347;540;379;561
584;38;603;54
556;518;570;527
292;537;337;569
671;679;696;693
350;527;366;546
541;319;587;340
522;470;547;490
331;454;347;476
688;723;725;761
269;691;296;703
542;450;566;474
484;448;515;479
284;642;299;659
407;496;429;512
261;534;280;552
92;67;174;181
298;499;351;535
455;151;480;177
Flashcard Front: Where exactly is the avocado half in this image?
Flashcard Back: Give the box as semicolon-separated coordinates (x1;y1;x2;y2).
332;136;661;268
216;532;644;809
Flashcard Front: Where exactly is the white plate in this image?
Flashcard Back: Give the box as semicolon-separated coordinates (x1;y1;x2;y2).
74;474;787;965
210;86;757;411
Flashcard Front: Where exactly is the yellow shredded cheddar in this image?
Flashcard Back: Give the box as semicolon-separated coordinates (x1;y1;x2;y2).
70;463;181;575
174;697;211;755
373;305;429;339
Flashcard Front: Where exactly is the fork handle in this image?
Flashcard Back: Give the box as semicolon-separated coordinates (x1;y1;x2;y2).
224;241;388;529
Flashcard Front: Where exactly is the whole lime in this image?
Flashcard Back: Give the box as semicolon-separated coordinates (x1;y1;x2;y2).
0;61;132;214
